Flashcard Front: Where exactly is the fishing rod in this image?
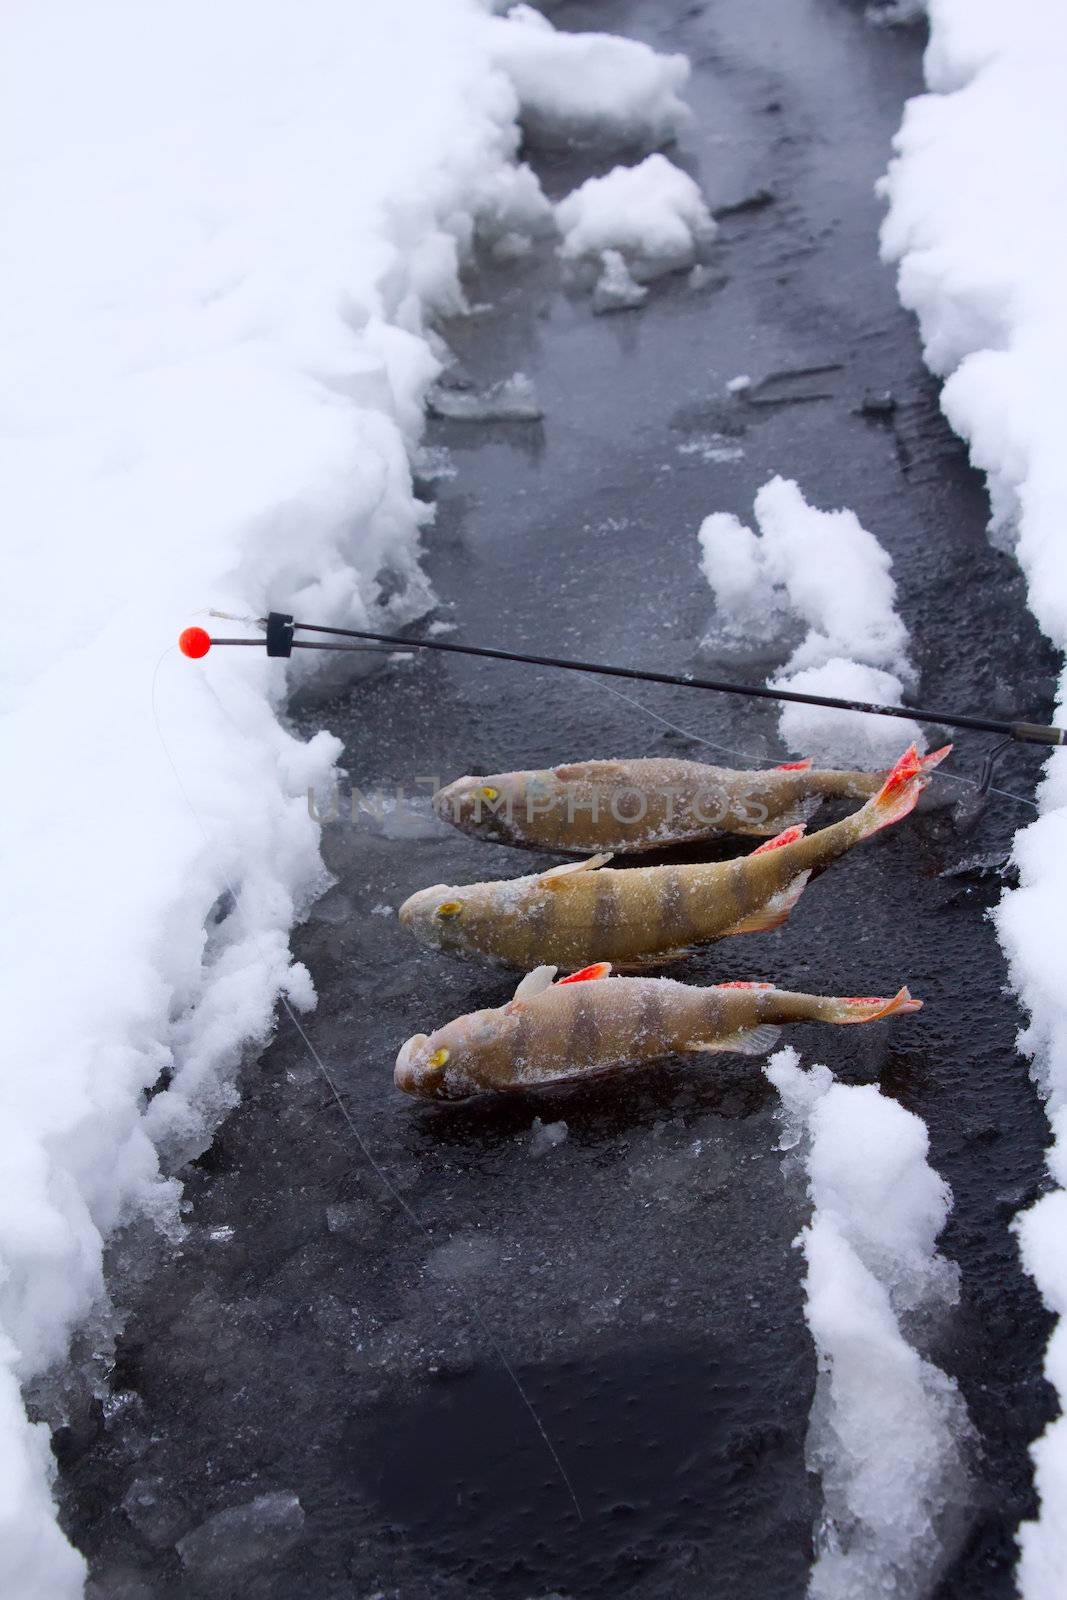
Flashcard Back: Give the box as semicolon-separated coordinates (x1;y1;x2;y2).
178;611;1065;794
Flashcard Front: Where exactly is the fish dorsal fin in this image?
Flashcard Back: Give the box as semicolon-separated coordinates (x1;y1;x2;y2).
684;1024;781;1056
775;759;812;771
558;962;613;984
721;870;812;936
539;851;613;888
751;823;806;856
715;980;775;991
512;965;558;1001
554;760;630;781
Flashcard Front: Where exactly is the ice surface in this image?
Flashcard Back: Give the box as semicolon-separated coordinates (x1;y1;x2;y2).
0;0;691;1588
698;477;922;764
427;372;544;421
880;6;1067;1587
556;155;716;289
767;1050;971;1598
487;5;690;148
121;1475;190;1550
176;1490;305;1578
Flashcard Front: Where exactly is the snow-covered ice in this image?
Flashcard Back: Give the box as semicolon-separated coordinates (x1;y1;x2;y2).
0;0;696;1591
487;4;691;148
881;5;1067;1589
698;477;922;764
767;1050;971;1599
556;154;716;293
592;251;649;315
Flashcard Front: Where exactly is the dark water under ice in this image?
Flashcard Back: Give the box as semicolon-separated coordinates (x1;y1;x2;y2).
56;2;1060;1596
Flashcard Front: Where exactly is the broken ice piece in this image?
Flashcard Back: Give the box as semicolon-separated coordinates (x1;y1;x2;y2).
529;1117;569;1157
176;1491;305;1579
427;372;543;421
860;388;897;417
726;373;752;394
121;1475;190;1551
592;250;648;314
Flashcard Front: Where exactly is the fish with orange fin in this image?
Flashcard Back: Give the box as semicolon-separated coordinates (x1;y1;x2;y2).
400;745;949;971
433;754;893;855
395;965;922;1100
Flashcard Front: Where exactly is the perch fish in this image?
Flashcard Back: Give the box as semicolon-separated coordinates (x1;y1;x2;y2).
433;754;888;854
395;965;922;1100
400;745;948;970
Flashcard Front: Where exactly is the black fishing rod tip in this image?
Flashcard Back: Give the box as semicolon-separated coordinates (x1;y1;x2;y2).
266;612;295;658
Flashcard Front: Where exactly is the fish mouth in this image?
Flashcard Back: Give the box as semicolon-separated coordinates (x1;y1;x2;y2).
394;1033;428;1092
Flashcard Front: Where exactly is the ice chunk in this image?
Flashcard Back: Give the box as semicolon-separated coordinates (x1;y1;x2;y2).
488;5;690;148
176;1491;305;1579
121;1475;190;1550
766;1049;971;1598
424;1234;502;1282
592;251;648;315
427;372;543;421
556;155;716;286
528;1117;569;1157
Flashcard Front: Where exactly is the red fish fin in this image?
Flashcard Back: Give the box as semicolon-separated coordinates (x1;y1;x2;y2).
715;980;775;991
775;759;812;771
857;743;953;836
722;871;812;936
829;987;923;1024
558;962;613;985
751;823;807;856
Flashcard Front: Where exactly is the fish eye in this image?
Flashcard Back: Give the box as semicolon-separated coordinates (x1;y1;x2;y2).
480;785;499;801
427;1047;450;1071
436;900;463;919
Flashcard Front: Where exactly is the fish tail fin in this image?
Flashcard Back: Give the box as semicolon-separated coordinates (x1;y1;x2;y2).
824;987;923;1024
852;743;952;837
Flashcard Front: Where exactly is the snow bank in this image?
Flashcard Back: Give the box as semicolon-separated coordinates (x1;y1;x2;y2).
767;1051;971;1598
0;0;697;1591
555;153;716;290
880;6;1067;1589
487;4;690;148
698;477;922;763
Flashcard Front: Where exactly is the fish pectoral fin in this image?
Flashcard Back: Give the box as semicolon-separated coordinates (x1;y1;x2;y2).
721;871;812;936
512;965;558;1000
685;1024;782;1056
615;946;699;970
764;795;822;830
539;851;613;888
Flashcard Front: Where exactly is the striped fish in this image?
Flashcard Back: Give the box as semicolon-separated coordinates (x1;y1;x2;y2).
433;754;887;854
400;745;948;971
395;966;922;1100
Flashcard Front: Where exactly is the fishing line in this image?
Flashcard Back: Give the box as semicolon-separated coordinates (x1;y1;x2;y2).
589;676;1041;813
149;648;584;1523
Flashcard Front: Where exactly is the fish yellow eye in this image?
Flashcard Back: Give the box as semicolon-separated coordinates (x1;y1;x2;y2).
427;1048;450;1071
436;900;463;919
480;786;499;801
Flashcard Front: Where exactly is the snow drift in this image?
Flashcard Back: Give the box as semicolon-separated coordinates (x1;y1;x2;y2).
880;4;1067;1591
0;1;693;1593
698;477;922;765
768;1051;971;1598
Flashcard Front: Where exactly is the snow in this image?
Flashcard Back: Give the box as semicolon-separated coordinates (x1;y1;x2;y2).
767;1051;971;1598
698;477;923;763
0;0;696;1591
555;154;716;289
880;5;1067;1590
592;251;649;315
486;4;691;148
